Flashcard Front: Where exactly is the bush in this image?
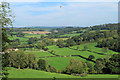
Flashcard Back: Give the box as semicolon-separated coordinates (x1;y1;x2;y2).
37;59;47;71
46;65;57;73
65;59;88;74
88;55;95;60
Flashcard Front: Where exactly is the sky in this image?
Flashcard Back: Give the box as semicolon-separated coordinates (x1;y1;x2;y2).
8;1;118;27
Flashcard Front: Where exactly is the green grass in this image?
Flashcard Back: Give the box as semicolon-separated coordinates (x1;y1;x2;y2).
8;68;80;78
8;68;119;78
70;43;118;55
47;45;105;60
60;33;82;37
41;57;86;70
9;35;29;44
24;34;44;38
25;51;54;58
53;38;68;41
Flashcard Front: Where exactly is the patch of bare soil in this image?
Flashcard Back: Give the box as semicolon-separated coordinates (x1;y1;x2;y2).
22;31;51;34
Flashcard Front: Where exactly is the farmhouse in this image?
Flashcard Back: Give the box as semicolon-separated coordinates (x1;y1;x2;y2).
5;48;19;53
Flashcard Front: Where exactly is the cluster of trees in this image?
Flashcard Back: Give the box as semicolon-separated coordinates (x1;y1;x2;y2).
97;37;120;52
56;30;118;48
46;27;87;38
91;23;117;30
3;50;57;73
94;54;120;74
64;59;92;76
1;1;15;79
63;54;120;76
3;50;37;69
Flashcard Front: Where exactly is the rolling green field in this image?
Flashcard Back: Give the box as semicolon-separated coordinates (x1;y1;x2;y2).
8;68;119;78
47;45;105;59
25;51;54;57
41;57;91;70
70;43;118;55
8;27;119;79
24;34;42;38
60;33;82;37
9;35;29;44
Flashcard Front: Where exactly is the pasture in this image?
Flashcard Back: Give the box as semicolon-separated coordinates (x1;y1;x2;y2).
25;51;54;58
70;43;118;55
47;45;105;60
42;57;90;70
8;68;119;78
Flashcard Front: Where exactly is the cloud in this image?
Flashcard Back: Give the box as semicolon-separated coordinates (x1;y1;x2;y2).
0;0;119;2
10;2;117;27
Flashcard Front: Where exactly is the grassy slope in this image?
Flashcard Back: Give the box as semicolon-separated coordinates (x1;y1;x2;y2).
70;43;118;55
47;45;105;60
24;34;42;38
25;51;54;57
41;57;86;70
8;68;118;78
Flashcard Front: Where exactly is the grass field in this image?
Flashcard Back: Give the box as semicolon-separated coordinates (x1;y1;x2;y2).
53;38;68;41
47;45;105;60
41;57;91;70
24;34;42;38
60;33;82;37
8;68;119;78
9;35;29;44
25;51;54;58
70;43;118;55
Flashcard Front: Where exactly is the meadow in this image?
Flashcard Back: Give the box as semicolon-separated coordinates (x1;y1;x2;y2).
25;51;54;58
7;26;119;79
8;68;119;78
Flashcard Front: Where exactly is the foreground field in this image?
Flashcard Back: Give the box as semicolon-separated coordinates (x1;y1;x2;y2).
8;68;119;78
42;57;93;70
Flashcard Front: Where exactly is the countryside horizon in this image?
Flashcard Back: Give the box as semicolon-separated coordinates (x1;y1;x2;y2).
0;1;120;80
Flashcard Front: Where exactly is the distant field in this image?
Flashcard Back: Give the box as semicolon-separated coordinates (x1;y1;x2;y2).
53;38;68;41
47;45;105;60
9;35;28;44
25;51;54;58
60;33;82;37
22;31;51;35
70;43;118;55
8;68;119;78
24;34;43;38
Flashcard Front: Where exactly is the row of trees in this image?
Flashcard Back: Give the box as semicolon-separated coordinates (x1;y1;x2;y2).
97;37;120;52
3;50;57;73
64;54;120;76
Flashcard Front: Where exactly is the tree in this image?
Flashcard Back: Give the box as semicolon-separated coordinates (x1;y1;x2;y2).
65;59;88;75
105;54;120;74
85;61;94;73
25;53;37;69
14;50;26;69
46;65;57;73
37;59;47;71
94;58;106;74
56;39;64;48
88;55;95;60
66;39;76;47
0;2;14;79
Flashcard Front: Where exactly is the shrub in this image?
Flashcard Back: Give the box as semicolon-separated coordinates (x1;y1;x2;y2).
46;65;57;73
37;59;47;71
88;55;95;60
65;59;88;74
